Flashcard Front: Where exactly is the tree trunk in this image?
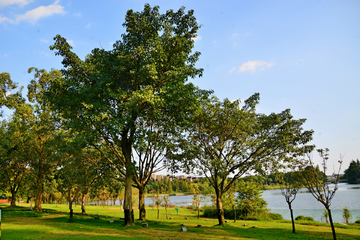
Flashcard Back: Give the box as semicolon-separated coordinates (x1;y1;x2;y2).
233;205;236;222
288;202;295;233
198;208;200;219
157;208;160;219
69;191;73;222
327;207;337;240
123;141;134;227
216;193;225;225
34;169;43;212
10;190;17;207
81;194;86;214
138;186;146;220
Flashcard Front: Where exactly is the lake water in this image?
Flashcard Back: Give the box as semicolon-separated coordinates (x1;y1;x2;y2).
142;183;360;223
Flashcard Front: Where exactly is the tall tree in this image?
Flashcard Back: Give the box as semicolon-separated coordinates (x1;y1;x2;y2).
23;68;63;211
300;149;342;240
168;95;314;225
0;118;31;207
46;4;208;226
1;70;63;211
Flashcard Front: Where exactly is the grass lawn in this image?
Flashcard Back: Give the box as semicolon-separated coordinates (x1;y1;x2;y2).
1;203;359;239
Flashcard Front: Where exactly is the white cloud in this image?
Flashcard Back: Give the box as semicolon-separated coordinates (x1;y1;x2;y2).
73;12;82;17
40;38;49;43
15;0;65;24
85;23;92;28
231;60;274;73
0;0;31;7
192;35;202;41
0;14;12;23
229;66;237;74
66;39;74;46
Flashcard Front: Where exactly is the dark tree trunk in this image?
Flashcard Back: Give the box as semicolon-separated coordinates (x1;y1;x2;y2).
34;169;43;212
27;196;32;203
216;193;225;225
288;202;295;233
233;205;236;223
81;194;86;214
138;186;146;220
157;208;160;219
10;190;17;207
123;140;134;227
69;191;74;222
327;207;337;240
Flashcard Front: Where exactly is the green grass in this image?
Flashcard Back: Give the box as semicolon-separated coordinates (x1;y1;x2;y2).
1;203;360;239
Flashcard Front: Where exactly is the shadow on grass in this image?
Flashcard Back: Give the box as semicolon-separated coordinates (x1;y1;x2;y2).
3;206;360;240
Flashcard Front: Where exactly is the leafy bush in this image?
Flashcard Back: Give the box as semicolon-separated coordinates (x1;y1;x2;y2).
355;219;360;224
295;215;314;221
202;205;269;221
268;213;283;220
236;180;268;217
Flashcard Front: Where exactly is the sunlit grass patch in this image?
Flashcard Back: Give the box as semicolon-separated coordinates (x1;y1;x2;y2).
1;203;360;240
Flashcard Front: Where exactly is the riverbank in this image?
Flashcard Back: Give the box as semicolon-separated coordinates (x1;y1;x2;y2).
1;204;359;240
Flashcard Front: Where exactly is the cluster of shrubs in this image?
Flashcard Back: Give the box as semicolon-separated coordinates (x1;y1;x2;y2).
295;215;314;221
202;205;283;221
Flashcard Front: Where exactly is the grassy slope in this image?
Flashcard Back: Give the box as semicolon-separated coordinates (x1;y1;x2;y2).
1;204;359;240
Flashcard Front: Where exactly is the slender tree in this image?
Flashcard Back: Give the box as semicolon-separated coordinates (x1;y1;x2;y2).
300;149;342;240
279;171;301;233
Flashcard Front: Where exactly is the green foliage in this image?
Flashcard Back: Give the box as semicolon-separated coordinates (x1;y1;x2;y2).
268;213;283;220
236;179;268;218
343;160;360;184
168;93;313;226
342;206;352;223
295;215;314;221
46;4;211;225
323;208;329;223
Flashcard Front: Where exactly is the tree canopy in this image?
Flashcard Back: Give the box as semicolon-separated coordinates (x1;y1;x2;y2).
168;94;314;225
45;4;210;226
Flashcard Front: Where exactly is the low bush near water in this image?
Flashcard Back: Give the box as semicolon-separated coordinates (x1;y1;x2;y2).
268;213;283;220
202;205;277;221
295;215;314;221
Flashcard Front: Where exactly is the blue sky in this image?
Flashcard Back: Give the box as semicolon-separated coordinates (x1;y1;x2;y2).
1;0;359;174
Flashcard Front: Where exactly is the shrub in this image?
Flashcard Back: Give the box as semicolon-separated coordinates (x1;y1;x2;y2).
295;215;314;221
268;213;283;220
342;206;352;223
202;205;269;221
